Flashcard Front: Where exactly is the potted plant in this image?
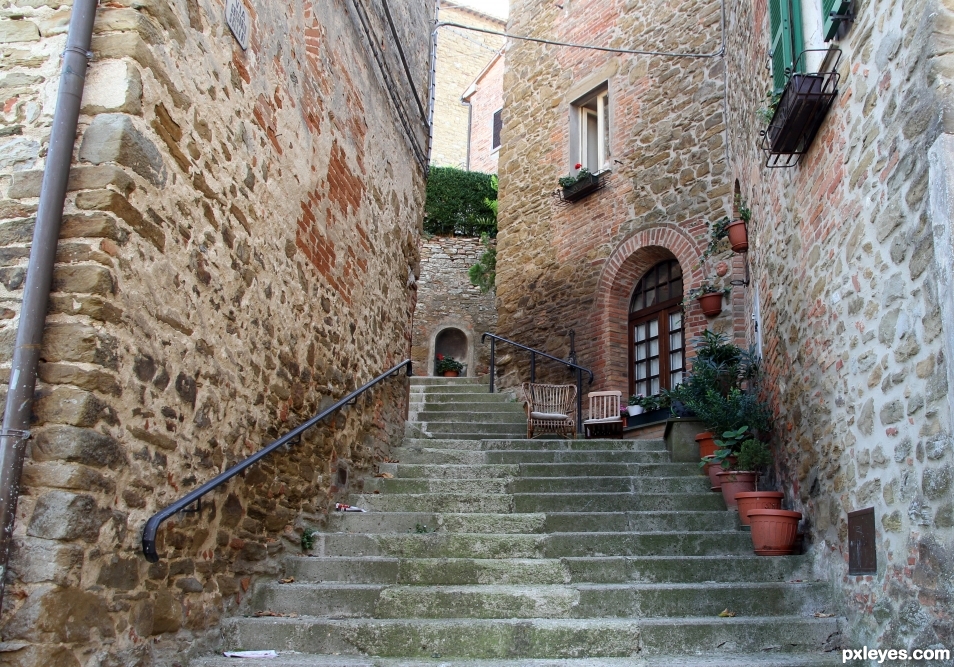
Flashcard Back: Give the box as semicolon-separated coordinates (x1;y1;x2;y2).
435;354;464;377
726;198;751;253
558;163;601;202
687;281;730;317
733;438;780;524
625;395;644;417
748;508;802;555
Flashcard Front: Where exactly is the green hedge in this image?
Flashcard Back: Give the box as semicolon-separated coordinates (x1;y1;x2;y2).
424;167;497;236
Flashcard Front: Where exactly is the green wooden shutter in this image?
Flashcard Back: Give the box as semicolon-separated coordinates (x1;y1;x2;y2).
823;0;850;41
769;0;805;92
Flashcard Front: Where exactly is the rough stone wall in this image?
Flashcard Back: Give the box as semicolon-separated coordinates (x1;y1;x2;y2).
464;52;504;174
0;0;430;664
496;0;736;392
724;0;954;655
431;5;504;169
411;235;497;376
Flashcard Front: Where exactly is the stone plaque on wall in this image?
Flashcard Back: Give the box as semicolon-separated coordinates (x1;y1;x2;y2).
225;0;250;50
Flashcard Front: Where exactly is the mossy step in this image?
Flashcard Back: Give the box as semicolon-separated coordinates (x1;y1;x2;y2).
400;439;665;452
409;401;525;412
307;531;754;559
412;422;528;434
326;511;738;535
194;654;861;667
390;448;671;465
363;476;709;495
220;615;843;658
251;581;832;619
380;462;695;479
412;412;528;424
283;553;811;586
511;492;726;513
410;377;486;385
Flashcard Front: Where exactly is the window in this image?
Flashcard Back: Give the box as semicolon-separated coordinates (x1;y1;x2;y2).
571;86;609;173
491;108;502;152
769;0;804;92
629;260;684;399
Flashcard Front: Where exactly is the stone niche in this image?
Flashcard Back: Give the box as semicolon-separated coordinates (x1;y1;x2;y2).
432;325;472;376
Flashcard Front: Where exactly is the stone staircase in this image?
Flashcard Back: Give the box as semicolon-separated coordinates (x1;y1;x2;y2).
194;376;846;666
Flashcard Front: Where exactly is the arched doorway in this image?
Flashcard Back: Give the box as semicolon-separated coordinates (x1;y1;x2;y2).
629;259;685;398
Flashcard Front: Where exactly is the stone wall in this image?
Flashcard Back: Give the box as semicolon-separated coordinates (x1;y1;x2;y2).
496;0;735;393
411;235;497;377
0;0;430;664
463;51;503;174
431;5;504;169
724;0;954;654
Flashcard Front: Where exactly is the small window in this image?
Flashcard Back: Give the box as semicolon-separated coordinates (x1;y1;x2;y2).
769;0;804;92
491;108;502;151
571;85;609;173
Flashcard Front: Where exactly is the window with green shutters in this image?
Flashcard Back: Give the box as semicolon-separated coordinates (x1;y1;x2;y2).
822;0;851;41
769;0;804;92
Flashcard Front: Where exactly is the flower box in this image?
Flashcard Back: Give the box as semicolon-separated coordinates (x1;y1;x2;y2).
560;172;602;203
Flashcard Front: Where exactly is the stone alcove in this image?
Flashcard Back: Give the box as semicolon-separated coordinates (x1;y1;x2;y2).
430;325;473;376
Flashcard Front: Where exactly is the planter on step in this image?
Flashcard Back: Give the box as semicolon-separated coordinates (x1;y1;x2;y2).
748;509;801;555
706;456;737;491
625;405;644;417
716;470;758;508
442;371;460;377
735;491;784;526
695;431;717;458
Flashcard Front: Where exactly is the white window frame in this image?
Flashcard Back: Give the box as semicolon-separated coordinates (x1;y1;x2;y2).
570;84;610;174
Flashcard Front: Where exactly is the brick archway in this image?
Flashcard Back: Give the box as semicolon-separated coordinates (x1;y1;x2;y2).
592;224;706;393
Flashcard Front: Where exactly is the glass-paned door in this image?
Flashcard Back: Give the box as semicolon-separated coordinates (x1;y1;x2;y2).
629;260;685;398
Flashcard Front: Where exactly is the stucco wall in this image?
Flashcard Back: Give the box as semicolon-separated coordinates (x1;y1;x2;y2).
465;52;504;174
0;0;430;664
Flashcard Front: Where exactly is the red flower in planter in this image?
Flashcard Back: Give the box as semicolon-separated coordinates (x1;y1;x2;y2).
574;163;582;169
436;354;444;360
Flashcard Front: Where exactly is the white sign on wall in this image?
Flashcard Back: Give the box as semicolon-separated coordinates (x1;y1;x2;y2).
225;0;250;50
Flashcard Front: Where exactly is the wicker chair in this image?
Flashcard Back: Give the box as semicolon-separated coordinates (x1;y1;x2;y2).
583;390;623;438
522;382;577;439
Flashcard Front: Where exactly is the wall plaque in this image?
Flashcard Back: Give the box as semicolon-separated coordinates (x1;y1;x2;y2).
225;0;250;51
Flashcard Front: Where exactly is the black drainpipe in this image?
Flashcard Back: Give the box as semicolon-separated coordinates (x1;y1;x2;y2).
0;0;98;612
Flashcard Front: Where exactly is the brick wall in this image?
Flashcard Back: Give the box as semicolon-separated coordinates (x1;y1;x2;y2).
431;5;505;169
411;235;497;376
0;0;431;664
496;0;736;393
725;0;954;653
464;52;504;174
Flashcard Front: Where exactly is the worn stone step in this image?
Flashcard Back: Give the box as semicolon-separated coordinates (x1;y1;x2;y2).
389;448;671;465
194;654;858;667
508;476;711;494
251;581;832;620
350;492;514;514
379;462;697;479
512;492;726;513
411;422;528;437
220;615;844;658
364;478;511;495
400;439;666;452
325;511;739;535
306;531;753;559
282;554;812;586
378;463;520;479
410;400;525;412
413;411;528;424
410;377;486;386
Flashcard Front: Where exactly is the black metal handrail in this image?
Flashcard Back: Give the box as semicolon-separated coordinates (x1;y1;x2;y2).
141;359;412;562
481;333;593;434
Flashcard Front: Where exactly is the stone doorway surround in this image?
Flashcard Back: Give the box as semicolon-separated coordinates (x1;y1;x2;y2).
429;323;475;376
593;225;708;394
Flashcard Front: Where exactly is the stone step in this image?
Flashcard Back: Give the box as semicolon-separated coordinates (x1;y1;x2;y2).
400;439;667;452
194;654;856;667
409;384;499;394
220;615;844;658
305;531;754;559
325;511;739;535
389;448;671;465
412;411;528;424
379;462;695;479
410;377;486;386
249;581;832;620
410;422;528;437
283;553;811;586
409;400;525;412
362;476;710;495
348;491;724;513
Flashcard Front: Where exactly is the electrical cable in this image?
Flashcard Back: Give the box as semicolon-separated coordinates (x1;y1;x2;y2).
379;0;429;123
435;20;726;59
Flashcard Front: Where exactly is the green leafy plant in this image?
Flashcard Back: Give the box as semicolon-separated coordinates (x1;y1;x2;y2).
468;233;497;293
686;280;731;300
758;90;782;124
558;164;592;188
737;438;772;472
435;354;464;374
704;216;731;259
424;167;497;236
414;523;433;534
736;196;752;223
301;527;318;552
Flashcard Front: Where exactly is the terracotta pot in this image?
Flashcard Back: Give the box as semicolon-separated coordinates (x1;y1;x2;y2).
748;509;801;555
716;470;757;508
727;219;749;253
706;457;736;491
735;491;784;526
695;431;717;458
697;293;723;317
442;370;459;377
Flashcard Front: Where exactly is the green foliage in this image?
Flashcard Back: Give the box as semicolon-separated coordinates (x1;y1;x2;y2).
301;527;317;552
435;355;464;374
468;233;497;293
424;167;497;236
414;523;432;534
704;216;731;259
758;90;782;124
737;438;772;471
559;167;592;188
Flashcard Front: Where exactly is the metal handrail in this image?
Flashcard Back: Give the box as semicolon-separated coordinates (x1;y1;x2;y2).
481;333;594;434
141;359;412;562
